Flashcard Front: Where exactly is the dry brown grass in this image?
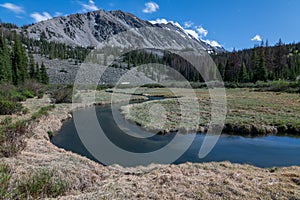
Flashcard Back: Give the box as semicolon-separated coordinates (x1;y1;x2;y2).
0;89;299;199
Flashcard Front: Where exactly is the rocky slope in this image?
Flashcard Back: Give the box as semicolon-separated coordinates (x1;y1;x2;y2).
22;10;225;53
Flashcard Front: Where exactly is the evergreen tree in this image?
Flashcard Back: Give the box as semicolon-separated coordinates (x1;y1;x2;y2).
11;32;28;85
258;50;268;81
224;60;235;82
238;62;249;83
250;50;259;82
28;53;35;79
0;32;12;83
34;62;41;82
40;62;49;84
217;62;225;80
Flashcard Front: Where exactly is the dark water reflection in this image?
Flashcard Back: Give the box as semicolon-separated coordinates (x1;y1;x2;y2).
52;102;300;168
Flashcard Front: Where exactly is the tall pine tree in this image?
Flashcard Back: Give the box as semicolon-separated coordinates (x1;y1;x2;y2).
11;32;28;85
40;62;49;84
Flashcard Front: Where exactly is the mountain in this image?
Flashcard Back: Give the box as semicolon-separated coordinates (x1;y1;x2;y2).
21;10;225;54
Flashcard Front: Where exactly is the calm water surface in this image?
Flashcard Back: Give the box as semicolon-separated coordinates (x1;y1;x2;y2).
52;102;300;168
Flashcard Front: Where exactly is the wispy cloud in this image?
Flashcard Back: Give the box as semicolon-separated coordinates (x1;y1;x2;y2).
202;39;222;47
149;18;222;47
142;2;159;13
80;0;98;12
0;2;25;14
149;18;200;39
184;29;199;39
196;26;208;38
251;34;262;42
149;18;169;24
184;21;194;28
30;12;52;22
54;12;63;17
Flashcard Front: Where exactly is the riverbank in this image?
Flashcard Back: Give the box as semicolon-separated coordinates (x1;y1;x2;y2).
121;88;300;136
0;89;299;199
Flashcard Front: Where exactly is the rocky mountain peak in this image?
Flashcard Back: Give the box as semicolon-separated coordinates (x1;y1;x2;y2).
22;9;225;53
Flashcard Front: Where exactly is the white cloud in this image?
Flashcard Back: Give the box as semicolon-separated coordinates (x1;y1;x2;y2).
184;29;199;39
54;12;63;17
149;18;199;40
184;21;193;28
202;39;222;48
0;3;24;14
196;26;208;38
30;12;52;22
148;18;222;47
149;18;169;24
143;2;159;13
251;34;262;42
80;0;99;12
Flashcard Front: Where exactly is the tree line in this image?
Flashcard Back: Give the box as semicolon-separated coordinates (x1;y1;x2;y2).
0;31;49;85
213;40;300;83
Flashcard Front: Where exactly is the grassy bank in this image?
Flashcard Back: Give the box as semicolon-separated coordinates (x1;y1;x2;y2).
0;88;299;199
121;88;300;136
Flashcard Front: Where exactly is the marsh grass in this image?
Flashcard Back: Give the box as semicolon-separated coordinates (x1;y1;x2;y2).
0;105;56;157
14;169;69;199
122;88;300;134
0;165;69;200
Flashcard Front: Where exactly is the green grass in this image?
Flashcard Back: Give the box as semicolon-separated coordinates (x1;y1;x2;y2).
0;165;69;200
0;105;56;158
0;163;12;199
121;88;300;135
31;105;55;120
15;169;69;199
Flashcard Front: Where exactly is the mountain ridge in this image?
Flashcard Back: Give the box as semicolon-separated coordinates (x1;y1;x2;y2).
21;9;225;53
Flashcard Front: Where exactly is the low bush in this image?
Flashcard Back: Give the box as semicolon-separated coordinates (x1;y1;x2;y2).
31;105;55;120
0;119;28;157
21;89;35;98
50;86;73;104
141;83;166;88
0;100;23;115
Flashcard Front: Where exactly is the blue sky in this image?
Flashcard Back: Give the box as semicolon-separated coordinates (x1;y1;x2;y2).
0;0;299;50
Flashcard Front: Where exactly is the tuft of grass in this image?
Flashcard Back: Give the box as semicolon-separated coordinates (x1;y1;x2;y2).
269;167;278;173
0;100;23;115
0;119;28;157
47;131;54;140
15;169;69;199
31;105;55;120
0;163;12;199
0;105;55;158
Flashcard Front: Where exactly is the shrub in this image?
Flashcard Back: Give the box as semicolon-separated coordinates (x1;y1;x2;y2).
22;107;29;115
0;117;13;126
15;169;69;199
0;120;28;157
22;80;45;97
97;84;114;90
10;90;27;102
47;131;54;140
141;83;165;88
21;89;35;98
50;86;73;104
31;105;55;120
0;100;23;115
